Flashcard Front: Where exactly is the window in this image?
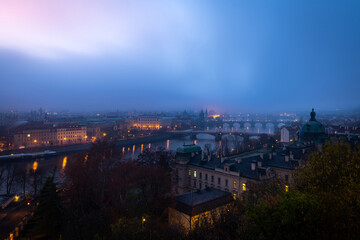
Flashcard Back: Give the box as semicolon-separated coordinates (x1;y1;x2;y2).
194;180;196;187
233;181;237;189
199;172;202;179
242;183;246;191
225;179;228;187
189;170;191;176
205;174;208;180
233;193;237;200
285;175;289;182
194;170;197;178
199;183;202;189
211;176;214;183
218;177;221;185
285;185;289;192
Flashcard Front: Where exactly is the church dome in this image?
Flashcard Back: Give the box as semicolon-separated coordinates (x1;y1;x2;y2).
299;108;325;144
301;108;325;134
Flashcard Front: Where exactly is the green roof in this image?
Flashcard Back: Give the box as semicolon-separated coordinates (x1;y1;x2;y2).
176;144;202;154
301;108;325;134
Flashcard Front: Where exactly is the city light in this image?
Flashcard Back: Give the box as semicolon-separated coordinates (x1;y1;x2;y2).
14;195;20;202
32;161;38;172
62;156;67;170
27;134;30;137
33;139;37;143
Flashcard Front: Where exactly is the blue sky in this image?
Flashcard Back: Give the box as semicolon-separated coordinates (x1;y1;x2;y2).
0;0;359;112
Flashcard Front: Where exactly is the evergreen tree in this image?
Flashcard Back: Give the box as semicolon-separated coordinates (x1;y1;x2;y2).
22;176;63;239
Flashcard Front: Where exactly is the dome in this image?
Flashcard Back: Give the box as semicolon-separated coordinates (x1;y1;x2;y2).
301;108;325;134
176;144;202;154
299;108;325;144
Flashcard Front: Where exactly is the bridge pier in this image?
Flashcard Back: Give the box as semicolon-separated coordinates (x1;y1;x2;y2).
215;133;222;141
190;133;197;140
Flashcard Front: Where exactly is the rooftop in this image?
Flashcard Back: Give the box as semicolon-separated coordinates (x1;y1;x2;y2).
176;144;202;154
175;188;233;215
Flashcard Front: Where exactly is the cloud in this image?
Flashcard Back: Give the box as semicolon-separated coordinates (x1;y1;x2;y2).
0;0;210;61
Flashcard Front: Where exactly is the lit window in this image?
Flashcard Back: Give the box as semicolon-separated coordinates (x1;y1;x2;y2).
233;193;237;200
188;170;191;176
233;181;237;189
27;134;30;137
285;185;289;192
242;183;246;191
193;170;197;178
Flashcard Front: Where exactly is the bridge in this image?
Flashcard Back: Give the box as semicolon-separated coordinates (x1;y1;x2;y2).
221;120;280;133
170;130;275;141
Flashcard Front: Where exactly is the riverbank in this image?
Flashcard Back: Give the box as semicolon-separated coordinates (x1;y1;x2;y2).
0;133;182;156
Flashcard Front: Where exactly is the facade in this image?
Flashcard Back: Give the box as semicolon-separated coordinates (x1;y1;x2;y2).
280;126;299;142
280;127;290;142
14;124;87;148
172;143;310;198
133;116;160;130
132;116;173;130
168;188;233;230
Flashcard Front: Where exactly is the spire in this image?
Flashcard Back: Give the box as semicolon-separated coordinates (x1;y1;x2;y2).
310;108;316;121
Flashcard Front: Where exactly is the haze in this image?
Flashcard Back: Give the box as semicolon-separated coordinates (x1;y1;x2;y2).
1;0;360;112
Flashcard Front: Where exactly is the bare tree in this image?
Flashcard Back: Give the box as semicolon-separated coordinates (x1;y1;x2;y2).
0;167;5;192
4;164;17;195
16;167;29;197
30;168;46;197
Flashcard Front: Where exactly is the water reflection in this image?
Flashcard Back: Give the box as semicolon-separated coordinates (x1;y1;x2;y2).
32;161;38;172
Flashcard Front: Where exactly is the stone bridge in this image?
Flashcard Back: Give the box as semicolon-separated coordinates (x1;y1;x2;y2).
221;120;280;132
170;130;275;141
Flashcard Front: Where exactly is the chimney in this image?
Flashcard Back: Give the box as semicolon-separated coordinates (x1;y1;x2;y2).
259;153;264;159
257;161;262;167
221;157;225;163
290;153;294;160
201;151;204;160
285;155;289;162
237;158;242;164
208;154;211;162
269;153;272;160
251;161;256;171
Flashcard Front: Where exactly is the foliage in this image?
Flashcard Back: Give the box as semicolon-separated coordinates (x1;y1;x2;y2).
62;140;173;239
21;176;63;239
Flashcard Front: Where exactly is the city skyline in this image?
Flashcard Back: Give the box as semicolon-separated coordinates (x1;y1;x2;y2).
1;0;360;112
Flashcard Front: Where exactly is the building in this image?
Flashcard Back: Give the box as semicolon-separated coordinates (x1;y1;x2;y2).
168;187;233;230
132;116;174;130
172;143;310;198
14;123;87;148
299;108;325;145
280;126;299;142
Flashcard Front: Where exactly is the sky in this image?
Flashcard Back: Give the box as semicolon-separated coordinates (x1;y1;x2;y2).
0;0;359;113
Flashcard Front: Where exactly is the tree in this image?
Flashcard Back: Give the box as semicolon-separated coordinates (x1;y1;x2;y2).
22;176;63;239
15;167;29;197
294;139;360;239
4;164;17;195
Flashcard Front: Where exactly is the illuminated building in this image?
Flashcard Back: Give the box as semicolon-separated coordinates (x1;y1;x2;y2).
132;116;173;130
14;123;87;148
168;188;233;230
172;143;310;198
